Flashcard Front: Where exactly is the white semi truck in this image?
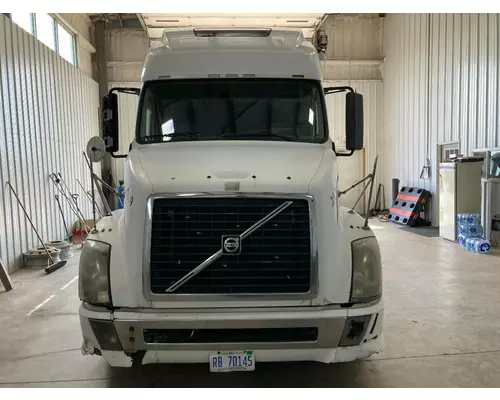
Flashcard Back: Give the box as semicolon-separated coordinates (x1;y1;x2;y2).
79;27;384;370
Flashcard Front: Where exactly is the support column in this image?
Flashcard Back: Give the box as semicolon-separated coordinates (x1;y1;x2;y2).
94;20;115;210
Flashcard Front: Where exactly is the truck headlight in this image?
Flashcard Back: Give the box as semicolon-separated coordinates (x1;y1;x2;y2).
79;240;112;306
350;237;382;303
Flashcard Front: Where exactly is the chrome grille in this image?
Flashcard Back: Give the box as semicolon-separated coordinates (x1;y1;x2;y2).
149;197;312;295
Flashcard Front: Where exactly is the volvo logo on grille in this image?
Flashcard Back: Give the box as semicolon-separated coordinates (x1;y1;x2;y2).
222;236;241;255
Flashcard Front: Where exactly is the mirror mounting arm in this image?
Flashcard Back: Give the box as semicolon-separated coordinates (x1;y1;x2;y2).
330;141;354;157
110;153;128;159
336;150;355;157
323;86;355;95
109;87;140;96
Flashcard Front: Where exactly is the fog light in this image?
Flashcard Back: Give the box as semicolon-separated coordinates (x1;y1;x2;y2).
89;319;123;351
339;315;371;347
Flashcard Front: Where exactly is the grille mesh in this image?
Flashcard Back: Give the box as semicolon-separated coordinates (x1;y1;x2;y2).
149;197;312;294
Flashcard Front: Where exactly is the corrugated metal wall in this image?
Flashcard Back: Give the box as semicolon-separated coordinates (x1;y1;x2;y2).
382;13;500;224
0;15;99;272
381;14;430;204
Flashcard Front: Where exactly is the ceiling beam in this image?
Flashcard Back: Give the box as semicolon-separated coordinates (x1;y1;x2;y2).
136;13;149;37
314;13;330;32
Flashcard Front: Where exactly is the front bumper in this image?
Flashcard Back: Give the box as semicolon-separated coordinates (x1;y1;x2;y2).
79;301;384;367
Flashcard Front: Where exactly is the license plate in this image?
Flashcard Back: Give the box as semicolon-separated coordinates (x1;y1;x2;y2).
209;351;255;372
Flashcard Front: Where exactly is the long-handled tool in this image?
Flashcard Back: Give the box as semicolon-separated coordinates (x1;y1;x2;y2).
82;150;115;219
371;184;383;216
76;178;103;218
52;172;86;219
59;173;91;230
7;182;67;274
55;194;71;239
49;173;91;232
0;257;13;292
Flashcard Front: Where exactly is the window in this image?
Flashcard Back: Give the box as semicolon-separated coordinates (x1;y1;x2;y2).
11;13;34;35
137;79;327;144
10;13;76;66
36;13;56;51
57;23;75;64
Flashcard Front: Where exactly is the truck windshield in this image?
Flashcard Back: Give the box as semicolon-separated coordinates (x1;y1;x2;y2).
137;79;327;144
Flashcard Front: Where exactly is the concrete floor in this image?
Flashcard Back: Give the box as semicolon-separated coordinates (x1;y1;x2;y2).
1;219;500;387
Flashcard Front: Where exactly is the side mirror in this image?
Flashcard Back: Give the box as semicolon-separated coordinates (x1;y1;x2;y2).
102;93;119;153
345;92;364;151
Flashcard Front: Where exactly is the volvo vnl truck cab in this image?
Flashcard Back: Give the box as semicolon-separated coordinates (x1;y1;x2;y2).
79;27;383;370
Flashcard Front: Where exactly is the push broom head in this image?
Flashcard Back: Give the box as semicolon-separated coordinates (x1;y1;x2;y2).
44;260;67;274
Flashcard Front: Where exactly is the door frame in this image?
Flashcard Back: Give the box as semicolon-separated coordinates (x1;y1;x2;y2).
435;140;460;227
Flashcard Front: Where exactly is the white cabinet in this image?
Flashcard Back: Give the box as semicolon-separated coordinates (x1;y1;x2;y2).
438;161;482;241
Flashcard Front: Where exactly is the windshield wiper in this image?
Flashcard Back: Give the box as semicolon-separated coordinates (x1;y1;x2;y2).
220;131;293;141
142;132;202;142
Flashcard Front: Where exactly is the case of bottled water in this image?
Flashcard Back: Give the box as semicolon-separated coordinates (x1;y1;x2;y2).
464;237;491;253
457;224;483;237
457;213;481;226
457;213;491;253
457;234;466;246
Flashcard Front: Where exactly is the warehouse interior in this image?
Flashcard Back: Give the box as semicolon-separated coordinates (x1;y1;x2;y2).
1;12;500;387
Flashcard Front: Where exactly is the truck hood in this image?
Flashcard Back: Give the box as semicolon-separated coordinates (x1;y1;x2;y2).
135;141;327;193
